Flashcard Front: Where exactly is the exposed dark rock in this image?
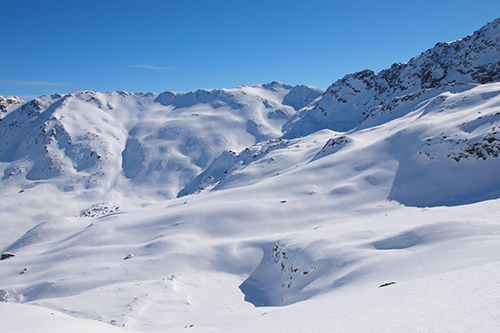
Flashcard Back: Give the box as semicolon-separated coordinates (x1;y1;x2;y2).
1;252;16;260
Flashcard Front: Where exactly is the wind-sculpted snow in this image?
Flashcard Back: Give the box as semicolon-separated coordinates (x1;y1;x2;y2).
387;84;500;206
1;18;500;333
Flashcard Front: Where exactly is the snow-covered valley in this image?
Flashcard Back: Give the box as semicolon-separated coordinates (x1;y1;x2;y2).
1;18;500;333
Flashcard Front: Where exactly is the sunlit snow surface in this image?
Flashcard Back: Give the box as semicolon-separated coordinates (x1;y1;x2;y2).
1;18;500;333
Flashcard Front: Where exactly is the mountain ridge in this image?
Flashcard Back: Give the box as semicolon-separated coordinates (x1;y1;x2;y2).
1;17;500;333
284;17;500;136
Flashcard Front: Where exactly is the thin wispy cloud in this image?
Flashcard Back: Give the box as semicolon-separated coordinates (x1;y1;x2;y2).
127;64;176;71
0;80;66;86
18;95;39;100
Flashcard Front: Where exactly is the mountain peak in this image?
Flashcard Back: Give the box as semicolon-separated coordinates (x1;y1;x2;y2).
0;95;24;118
260;81;295;91
285;17;500;136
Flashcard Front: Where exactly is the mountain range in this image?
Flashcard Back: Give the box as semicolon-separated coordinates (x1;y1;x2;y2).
1;17;500;333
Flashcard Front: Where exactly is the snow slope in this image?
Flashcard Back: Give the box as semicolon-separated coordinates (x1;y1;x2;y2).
217;261;500;333
0;302;125;333
1;17;500;333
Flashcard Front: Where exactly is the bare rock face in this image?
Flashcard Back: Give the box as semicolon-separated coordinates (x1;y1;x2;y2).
80;202;120;218
312;136;350;161
1;252;16;260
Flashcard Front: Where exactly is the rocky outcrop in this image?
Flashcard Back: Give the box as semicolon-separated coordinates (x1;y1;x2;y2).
1;252;16;260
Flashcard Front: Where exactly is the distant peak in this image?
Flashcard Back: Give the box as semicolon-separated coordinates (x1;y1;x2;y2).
0;95;24;104
260;81;294;91
0;95;25;114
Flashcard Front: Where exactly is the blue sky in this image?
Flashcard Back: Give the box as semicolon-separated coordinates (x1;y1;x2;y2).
1;0;500;98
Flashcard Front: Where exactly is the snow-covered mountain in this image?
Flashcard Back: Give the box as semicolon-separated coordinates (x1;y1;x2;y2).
0;83;320;202
0;95;24;120
1;18;500;333
284;17;500;136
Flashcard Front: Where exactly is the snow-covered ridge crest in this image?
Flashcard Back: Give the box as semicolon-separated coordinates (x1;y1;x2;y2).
0;83;321;200
285;17;500;136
